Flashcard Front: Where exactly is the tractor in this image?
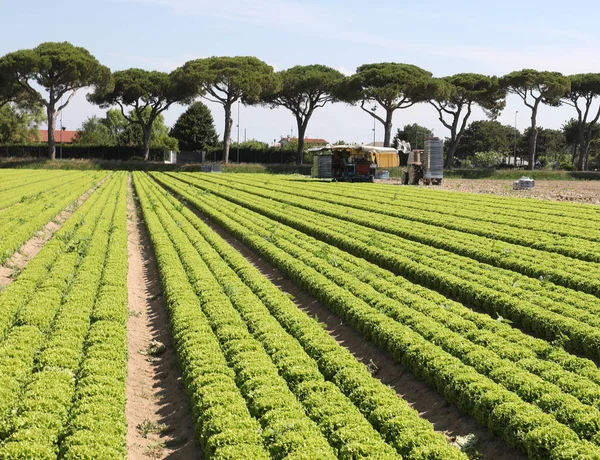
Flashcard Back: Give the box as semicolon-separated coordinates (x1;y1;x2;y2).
400;137;444;185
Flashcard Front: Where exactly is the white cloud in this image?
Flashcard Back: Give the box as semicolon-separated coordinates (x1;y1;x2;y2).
46;0;600;143
126;0;348;29
336;66;354;76
106;52;199;71
123;0;600;77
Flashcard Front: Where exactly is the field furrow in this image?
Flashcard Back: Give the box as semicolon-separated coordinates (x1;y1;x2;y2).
150;171;600;459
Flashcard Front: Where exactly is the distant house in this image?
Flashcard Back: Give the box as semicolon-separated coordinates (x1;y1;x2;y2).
38;129;78;144
279;136;328;147
364;141;386;148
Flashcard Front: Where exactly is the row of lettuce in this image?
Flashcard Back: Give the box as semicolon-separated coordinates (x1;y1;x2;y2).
163;172;600;361
367;177;600;219
288;175;600;237
185;173;600;294
0;170;86;211
148;171;600;459
2;168;596;458
0;170;106;265
134;171;467;459
213;174;600;263
0;173;128;458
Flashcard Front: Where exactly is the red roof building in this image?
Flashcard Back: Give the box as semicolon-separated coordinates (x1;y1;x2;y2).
39;129;78;143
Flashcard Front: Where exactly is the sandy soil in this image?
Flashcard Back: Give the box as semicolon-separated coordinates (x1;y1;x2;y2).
193;211;526;460
125;178;201;460
379;178;600;205
0;180;105;289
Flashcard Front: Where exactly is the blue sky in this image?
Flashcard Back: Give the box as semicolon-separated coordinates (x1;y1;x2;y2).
2;0;600;145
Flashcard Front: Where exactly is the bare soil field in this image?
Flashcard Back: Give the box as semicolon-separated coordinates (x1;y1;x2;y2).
380;178;600;205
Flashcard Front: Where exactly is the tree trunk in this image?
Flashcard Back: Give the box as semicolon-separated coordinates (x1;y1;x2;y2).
445;138;459;169
223;103;233;163
577;136;591;171
47;106;57;160
383;110;393;147
528;120;537;171
142;125;151;161
296;118;307;165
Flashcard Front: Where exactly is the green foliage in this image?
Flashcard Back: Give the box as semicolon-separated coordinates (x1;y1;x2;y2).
74;108;178;151
519;127;569;164
0;172;102;265
179;56;278;106
344;62;434;106
0;72;28;108
392;123;433;150
454;120;518;159
273;139;328;164
0;174;128;458
437;73;506;117
501;69;571;169
177;56;278;162
89;68;193;159
122;107;178;151
0;103;44;144
89;68;192;109
430;73;506;167
72;115;114;145
0;42;112;159
230;139;270;150
340;62;435;146
266;65;344;110
150;171;467;458
103;108;129;141
154;171;600;459
263;65;345;163
562;74;600;170
472;150;504;168
132;173;277;459
501;69;570;107
170;101;218;151
0;42;112;105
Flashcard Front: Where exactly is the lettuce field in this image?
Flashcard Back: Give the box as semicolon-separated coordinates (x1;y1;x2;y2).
1;169;600;459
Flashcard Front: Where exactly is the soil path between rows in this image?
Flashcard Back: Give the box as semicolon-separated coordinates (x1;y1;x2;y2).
0;177;107;288
125;177;201;460
184;201;526;460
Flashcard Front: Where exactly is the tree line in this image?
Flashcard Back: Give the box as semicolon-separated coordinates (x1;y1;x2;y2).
1;41;600;170
393;120;600;170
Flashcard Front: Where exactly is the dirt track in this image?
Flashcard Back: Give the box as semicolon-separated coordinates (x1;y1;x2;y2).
126;178;200;460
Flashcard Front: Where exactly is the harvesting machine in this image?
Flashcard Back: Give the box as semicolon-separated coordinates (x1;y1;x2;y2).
310;144;399;182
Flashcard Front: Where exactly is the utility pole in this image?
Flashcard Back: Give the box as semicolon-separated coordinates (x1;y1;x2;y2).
60;126;66;159
372;106;377;145
236;100;240;163
59;95;64;160
513;110;518;167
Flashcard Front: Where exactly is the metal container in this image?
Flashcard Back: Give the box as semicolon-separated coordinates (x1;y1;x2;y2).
200;164;222;173
423;138;444;179
312;155;333;178
513;176;535;190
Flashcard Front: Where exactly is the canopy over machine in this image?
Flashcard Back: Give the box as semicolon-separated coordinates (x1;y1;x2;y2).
309;144;399;182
